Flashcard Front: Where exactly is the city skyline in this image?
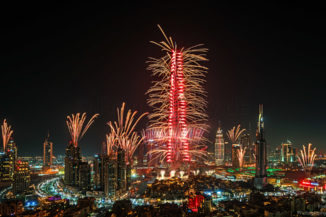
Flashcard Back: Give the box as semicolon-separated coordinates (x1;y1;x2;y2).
1;3;325;156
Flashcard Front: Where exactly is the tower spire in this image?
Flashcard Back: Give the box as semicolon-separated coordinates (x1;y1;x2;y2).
254;104;267;190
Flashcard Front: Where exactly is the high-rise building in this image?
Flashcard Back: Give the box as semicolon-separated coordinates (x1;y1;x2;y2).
79;162;91;192
254;104;267;190
43;133;53;170
13;160;31;194
0;152;11;183
281;140;296;164
0;138;17;183
215;124;225;166
104;156;117;198
64;142;81;186
93;154;104;190
117;148;126;193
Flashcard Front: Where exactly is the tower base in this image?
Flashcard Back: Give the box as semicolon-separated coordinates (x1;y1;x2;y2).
254;176;267;190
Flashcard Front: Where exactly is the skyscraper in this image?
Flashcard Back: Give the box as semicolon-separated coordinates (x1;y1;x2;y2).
13;160;31;194
116;148;126;194
0;138;17;182
104;156;117;198
43;133;53;170
93;154;104;190
215;123;225;166
254;104;267;190
78;162;91;192
64;142;81;186
281;140;296;164
0;152;11;183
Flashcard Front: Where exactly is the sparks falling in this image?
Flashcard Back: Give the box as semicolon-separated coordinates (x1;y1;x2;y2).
237;146;247;168
1;119;13;151
146;25;208;164
227;124;246;144
107;102;147;165
297;143;316;172
66;113;99;147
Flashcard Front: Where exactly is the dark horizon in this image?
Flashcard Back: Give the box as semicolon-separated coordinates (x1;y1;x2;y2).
1;3;325;156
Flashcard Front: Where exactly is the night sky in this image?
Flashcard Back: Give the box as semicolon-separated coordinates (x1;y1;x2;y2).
1;3;325;156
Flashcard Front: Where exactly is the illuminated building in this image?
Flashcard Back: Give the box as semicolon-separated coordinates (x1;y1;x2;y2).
93;154;104;190
64;142;81;186
214;123;225;166
281;140;296;163
43;133;53;170
117;148;126;193
13;160;31;194
104;156;117;198
147;30;208;166
0;152;11;182
166;50;190;163
254;104;267;190
78;162;91;192
0;138;17;183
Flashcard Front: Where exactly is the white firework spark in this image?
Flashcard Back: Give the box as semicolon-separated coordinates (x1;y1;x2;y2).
297;143;316;172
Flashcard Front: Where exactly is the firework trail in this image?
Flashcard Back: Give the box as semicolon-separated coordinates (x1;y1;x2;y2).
146;25;208;164
1;119;13;151
237;146;247;168
66;113;99;147
107;102;147;164
227;124;246;144
297;143;316;172
105;133;116;156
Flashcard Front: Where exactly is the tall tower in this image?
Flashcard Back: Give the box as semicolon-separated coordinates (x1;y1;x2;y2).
146;27;208;166
254;104;267;189
64;142;81;186
13;160;31;194
116;148;126;193
167;50;190;163
215;123;225;166
43;133;53;170
6;138;17;181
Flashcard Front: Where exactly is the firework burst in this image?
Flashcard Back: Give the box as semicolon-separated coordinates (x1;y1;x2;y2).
146;25;208;164
66;113;99;147
297;143;316;172
107;102;147;165
227;124;246;144
1;119;13;151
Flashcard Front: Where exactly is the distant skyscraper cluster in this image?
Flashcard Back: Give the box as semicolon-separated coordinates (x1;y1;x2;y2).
64;141;131;198
43;133;53;171
0;137;31;195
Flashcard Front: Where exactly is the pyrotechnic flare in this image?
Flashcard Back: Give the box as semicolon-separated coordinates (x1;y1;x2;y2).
1;119;13;151
147;25;208;164
105;133;116;156
237;146;247;168
107;102;147;164
66;113;99;147
227;124;246;144
297;143;316;172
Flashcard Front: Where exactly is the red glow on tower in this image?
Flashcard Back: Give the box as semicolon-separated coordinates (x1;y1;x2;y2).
167;50;190;163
